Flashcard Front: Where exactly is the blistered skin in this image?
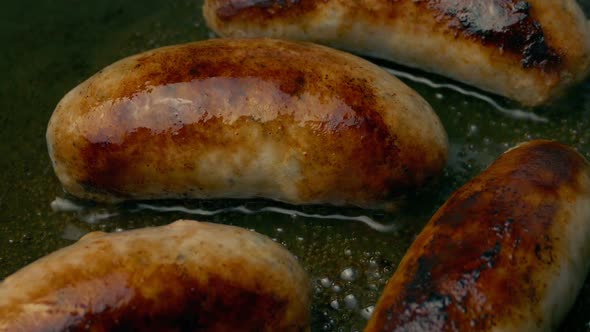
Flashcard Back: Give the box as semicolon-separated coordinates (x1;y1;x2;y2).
364;140;590;332
46;38;448;207
0;220;311;331
204;0;590;106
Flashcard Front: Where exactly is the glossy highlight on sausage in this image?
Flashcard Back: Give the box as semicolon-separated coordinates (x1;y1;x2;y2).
365;140;590;331
204;0;590;106
0;220;311;331
46;38;448;207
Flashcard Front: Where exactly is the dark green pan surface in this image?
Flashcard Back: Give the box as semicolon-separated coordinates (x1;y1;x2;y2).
0;1;589;330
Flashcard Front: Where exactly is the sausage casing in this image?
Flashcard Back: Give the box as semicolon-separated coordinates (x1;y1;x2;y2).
0;220;311;331
366;140;590;331
46;38;448;207
203;0;590;106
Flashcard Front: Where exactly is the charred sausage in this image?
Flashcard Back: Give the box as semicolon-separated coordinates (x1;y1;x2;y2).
366;140;590;331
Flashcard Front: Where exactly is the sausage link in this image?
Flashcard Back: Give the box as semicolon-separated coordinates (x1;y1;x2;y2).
0;220;311;331
46;38;448;207
203;0;590;106
366;140;590;331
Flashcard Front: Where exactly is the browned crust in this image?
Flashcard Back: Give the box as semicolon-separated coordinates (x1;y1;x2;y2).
49;39;446;205
366;140;590;331
212;0;562;72
7;270;291;331
77;43;401;198
0;222;310;331
422;0;561;70
215;0;319;20
78;112;404;203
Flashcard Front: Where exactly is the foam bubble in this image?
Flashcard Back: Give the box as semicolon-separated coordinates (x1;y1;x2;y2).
330;300;340;310
340;268;357;281
361;306;375;320
344;294;358;309
320;278;332;288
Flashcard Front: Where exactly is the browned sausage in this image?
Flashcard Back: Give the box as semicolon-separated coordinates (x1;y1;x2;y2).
203;0;590;106
366;140;590;331
46;38;448;207
0;220;311;331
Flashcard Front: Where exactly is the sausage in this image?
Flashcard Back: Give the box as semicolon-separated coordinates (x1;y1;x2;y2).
0;220;311;331
365;140;590;331
46;38;448;207
203;1;590;106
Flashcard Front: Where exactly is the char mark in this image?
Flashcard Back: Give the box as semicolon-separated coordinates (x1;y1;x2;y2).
67;273;288;331
216;0;316;20
424;0;561;70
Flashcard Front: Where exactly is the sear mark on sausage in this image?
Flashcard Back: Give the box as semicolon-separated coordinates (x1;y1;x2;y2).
371;141;588;331
214;0;561;71
423;0;561;70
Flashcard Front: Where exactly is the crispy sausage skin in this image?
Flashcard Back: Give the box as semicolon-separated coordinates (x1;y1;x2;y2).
203;0;590;106
0;220;311;331
46;38;448;207
365;140;590;332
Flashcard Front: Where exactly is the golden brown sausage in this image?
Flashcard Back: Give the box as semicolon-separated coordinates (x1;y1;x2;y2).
365;140;590;331
46;38;448;207
0;220;311;331
203;0;590;106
